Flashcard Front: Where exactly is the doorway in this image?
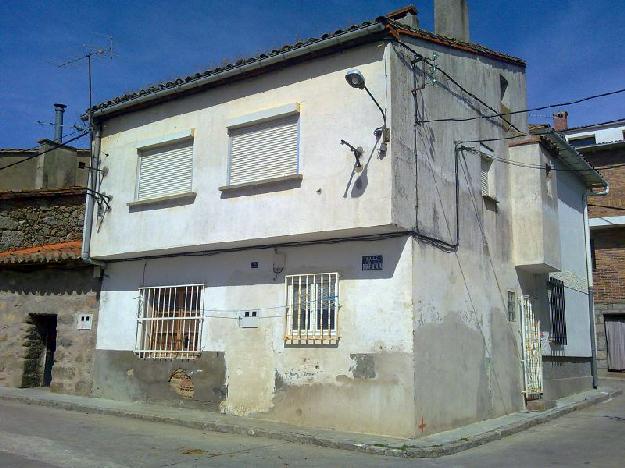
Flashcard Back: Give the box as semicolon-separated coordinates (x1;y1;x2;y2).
605;316;625;372
22;314;57;387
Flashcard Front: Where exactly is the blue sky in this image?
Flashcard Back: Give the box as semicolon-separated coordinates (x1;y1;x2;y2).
1;0;623;148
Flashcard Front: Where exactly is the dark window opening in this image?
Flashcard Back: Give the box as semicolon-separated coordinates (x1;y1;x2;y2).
548;278;567;345
569;135;596;147
590;238;597;271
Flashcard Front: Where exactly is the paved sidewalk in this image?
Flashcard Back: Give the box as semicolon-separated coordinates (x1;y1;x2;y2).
0;386;619;458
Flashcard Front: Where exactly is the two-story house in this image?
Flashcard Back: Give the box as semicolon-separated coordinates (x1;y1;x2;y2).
560;113;625;374
84;4;606;437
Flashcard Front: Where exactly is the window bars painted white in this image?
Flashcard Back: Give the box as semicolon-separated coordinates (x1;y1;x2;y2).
136;284;204;359
519;295;543;400
285;273;339;344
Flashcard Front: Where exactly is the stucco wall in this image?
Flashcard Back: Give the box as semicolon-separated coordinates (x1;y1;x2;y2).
95;237;416;437
91;42;399;259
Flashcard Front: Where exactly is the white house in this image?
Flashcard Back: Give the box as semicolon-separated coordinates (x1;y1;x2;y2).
84;4;607;438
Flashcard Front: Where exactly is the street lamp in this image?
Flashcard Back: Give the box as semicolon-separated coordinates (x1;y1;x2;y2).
345;69;388;137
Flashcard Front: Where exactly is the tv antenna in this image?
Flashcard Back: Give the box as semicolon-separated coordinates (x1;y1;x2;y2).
57;34;114;132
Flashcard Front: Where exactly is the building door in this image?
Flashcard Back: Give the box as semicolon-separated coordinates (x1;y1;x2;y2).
22;314;57;387
520;296;543;400
605;317;625;371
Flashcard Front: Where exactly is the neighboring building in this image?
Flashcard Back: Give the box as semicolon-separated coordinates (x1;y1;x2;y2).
510;125;607;401
560;114;625;374
0;105;101;395
84;3;605;437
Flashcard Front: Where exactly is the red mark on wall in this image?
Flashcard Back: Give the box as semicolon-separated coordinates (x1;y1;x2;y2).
418;416;427;433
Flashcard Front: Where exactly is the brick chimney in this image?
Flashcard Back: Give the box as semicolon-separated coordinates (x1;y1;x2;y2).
434;0;469;42
553;111;569;131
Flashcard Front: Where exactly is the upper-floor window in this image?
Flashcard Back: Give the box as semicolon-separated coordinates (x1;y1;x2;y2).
548;277;567;345
227;113;299;186
136;137;194;201
480;152;496;200
568;135;596;148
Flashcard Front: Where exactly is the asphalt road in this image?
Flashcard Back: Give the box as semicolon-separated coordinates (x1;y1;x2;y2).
1;380;625;467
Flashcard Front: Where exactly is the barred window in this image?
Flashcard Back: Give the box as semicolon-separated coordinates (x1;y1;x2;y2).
548;278;567;345
285;273;339;344
136;284;203;359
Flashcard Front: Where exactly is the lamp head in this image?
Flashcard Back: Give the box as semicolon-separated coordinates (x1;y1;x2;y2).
345;69;366;89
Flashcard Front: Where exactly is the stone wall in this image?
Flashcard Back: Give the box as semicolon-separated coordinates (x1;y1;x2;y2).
595;303;625;374
0;190;85;251
0;266;100;395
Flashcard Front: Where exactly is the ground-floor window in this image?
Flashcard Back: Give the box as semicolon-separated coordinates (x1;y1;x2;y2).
136;284;203;359
285;273;339;344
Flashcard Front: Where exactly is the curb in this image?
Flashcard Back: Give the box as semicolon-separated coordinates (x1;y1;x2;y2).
0;387;620;458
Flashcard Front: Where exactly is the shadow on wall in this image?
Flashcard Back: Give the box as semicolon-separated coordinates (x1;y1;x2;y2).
0;266;100;295
101;236;409;293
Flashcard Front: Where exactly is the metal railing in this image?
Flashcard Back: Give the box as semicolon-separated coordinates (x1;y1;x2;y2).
135;284;204;359
285;273;339;344
548;277;567;345
520;295;543;399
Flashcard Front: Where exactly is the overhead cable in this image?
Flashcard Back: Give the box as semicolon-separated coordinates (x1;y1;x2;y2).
418;88;625;124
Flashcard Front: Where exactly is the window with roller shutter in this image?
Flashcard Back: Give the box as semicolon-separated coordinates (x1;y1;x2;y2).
137;138;194;201
227;114;299;186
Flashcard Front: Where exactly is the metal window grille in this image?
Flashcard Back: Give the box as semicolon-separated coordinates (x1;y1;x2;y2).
285;273;339;344
136;284;204;359
507;290;516;322
548;277;567;345
480;154;494;198
520;295;543;399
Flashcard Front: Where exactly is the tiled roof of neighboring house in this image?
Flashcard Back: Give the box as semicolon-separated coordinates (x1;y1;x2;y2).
0;241;82;265
90;6;525;119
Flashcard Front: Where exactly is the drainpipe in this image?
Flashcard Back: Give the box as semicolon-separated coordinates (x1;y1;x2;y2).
583;186;608;388
81;123;105;267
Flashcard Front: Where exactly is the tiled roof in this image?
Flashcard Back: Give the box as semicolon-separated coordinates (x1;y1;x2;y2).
0;241;83;265
90;7;525;118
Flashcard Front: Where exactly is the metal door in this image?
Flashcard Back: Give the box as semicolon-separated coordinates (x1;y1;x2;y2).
520;295;543;399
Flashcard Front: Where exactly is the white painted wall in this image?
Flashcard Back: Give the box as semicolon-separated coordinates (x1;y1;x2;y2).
565;124;625;145
92;42;399;259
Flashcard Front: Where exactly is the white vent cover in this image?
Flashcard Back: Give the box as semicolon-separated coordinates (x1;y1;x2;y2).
228;114;299;185
137;139;193;200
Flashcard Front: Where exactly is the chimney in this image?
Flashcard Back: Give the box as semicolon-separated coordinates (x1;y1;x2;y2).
53;103;67;143
434;0;469;42
386;5;419;29
553;111;568;131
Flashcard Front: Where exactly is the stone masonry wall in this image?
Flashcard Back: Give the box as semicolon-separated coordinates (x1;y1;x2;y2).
0;266;100;395
0;192;84;251
595;303;625;373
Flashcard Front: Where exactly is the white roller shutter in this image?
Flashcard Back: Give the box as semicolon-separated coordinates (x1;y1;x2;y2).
137;139;193;200
228;114;299;185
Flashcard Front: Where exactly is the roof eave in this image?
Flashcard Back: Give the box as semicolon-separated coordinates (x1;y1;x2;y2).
532;128;608;191
91;22;387;121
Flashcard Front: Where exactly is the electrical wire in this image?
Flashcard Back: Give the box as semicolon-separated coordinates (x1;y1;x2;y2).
0;131;90;173
417;89;625;124
588;203;625;212
391;37;522;133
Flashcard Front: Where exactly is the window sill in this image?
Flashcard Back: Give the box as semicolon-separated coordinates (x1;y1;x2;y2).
219;174;303;192
284;335;339;345
127;191;197;208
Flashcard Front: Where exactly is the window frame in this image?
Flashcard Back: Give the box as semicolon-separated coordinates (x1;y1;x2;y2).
134;132;195;203
284;272;340;345
135;283;204;359
224;104;301;189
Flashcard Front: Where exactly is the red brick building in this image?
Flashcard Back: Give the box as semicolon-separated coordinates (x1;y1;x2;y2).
562;115;625;373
